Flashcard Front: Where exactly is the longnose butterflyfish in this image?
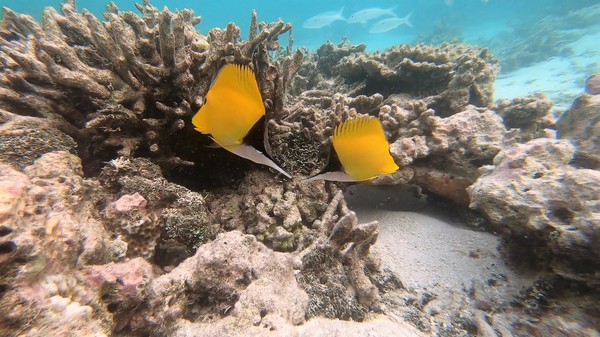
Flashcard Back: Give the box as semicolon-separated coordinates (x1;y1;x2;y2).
306;116;399;182
192;63;291;178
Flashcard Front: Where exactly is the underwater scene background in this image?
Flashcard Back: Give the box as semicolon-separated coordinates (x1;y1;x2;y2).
1;0;599;336
6;0;600;111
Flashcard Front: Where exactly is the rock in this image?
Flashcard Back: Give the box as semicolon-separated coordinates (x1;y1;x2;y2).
468;138;600;285
585;73;600;95
496;93;555;141
82;258;153;331
0;111;77;170
113;193;147;212
104;191;160;259
556;94;600;169
0;151;129;336
427;108;506;181
411;166;472;205
0;164;29;227
133;231;309;334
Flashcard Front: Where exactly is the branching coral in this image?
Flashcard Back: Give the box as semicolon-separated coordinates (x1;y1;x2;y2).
290;41;499;117
0;0;300;187
296;188;382;320
268;40;501;195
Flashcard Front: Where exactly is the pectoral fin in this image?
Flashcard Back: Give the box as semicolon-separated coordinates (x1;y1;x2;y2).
226;143;291;178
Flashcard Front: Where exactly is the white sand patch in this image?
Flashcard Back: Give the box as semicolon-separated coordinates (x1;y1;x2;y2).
345;185;528;294
494;25;600;112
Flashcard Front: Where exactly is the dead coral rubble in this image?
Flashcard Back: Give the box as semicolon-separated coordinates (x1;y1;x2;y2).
496;92;555;142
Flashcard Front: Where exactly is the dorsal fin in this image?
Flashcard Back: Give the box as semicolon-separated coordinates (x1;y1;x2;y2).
332;116;399;181
192;64;264;147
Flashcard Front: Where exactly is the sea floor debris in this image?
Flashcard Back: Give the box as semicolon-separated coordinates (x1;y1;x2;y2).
0;1;599;336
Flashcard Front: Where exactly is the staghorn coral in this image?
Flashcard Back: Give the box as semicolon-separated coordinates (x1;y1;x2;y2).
296;189;382;320
0;3;392;328
0;0;299;187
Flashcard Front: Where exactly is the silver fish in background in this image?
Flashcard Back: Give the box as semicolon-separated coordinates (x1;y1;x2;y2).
302;7;345;29
348;6;398;24
369;11;414;34
445;0;490;5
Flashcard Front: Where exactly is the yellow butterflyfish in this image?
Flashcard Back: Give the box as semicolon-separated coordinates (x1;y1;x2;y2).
306;116;399;182
192;63;291;178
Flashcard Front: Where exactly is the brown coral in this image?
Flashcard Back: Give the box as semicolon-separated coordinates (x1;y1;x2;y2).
0;0;299;187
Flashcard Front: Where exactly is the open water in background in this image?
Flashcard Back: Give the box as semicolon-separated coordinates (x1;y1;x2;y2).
2;0;600;105
2;0;597;50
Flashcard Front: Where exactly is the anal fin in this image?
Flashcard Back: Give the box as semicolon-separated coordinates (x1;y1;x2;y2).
303;171;356;182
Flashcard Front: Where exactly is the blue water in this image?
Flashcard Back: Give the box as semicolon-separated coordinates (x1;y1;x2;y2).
2;0;599;105
2;0;597;50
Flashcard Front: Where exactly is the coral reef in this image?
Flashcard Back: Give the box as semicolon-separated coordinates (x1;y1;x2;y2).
0;0;298;186
269;41;502;204
0;151;121;335
1;0;599;336
134;231;308;335
0;109;77;170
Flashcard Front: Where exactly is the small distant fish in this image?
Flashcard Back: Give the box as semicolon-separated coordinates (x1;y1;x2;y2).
348;6;397;24
369;11;414;33
306;116;399;182
302;7;345;29
192;64;291;178
445;0;489;6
